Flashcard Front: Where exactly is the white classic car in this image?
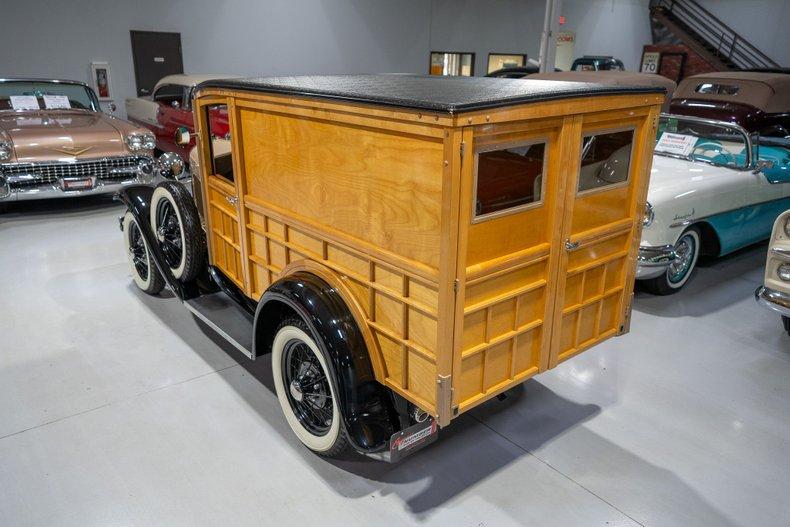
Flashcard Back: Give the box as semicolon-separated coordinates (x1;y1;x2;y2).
637;114;790;294
755;209;790;335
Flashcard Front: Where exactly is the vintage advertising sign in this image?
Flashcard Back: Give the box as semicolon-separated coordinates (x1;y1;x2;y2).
641;51;661;73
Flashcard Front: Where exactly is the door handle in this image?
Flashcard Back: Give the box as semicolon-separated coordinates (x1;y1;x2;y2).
225;195;238;206
564;239;580;251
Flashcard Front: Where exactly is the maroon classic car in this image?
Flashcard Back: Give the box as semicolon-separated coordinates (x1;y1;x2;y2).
125;74;234;159
670;71;790;137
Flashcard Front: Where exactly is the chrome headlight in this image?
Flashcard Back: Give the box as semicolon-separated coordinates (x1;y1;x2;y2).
157;152;184;179
643;201;655;227
778;263;790;282
0;140;12;161
125;131;156;151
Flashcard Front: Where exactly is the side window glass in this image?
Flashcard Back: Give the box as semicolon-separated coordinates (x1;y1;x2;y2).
474;141;547;219
205;104;233;182
578;130;634;193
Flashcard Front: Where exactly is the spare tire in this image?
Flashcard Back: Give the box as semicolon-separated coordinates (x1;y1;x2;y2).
150;181;205;282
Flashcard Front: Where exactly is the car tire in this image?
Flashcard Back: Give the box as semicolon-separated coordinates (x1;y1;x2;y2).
123;212;165;295
642;227;701;295
271;317;349;457
150;181;205;282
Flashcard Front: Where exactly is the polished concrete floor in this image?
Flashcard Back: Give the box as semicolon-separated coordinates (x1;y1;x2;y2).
1;196;788;527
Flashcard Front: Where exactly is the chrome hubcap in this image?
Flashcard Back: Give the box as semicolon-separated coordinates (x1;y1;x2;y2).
289;379;304;402
668;234;695;284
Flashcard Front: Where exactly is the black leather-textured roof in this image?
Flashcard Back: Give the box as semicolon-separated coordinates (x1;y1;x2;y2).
196;74;664;114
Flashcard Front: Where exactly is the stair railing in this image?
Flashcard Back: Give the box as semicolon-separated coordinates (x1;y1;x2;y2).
650;0;779;69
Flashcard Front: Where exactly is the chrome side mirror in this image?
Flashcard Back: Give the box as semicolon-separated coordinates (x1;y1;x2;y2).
753;159;775;174
174;126;192;146
171;100;181;109
157;152;185;179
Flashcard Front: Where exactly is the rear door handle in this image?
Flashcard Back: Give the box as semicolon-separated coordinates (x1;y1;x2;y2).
565;239;580;251
225;195;238;206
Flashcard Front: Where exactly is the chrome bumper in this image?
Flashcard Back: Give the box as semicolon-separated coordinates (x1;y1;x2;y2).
0;174;167;201
755;286;790;318
636;244;677;280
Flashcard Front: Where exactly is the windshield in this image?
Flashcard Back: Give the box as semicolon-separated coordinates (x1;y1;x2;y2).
0;81;98;112
655;115;749;169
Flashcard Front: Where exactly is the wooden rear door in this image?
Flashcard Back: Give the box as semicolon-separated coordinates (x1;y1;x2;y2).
196;98;248;290
548;111;655;367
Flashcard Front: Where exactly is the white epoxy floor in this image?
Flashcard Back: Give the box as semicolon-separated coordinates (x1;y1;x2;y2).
1;196;788;527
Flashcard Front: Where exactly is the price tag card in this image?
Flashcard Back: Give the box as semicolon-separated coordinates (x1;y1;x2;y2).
655;132;697;157
43;95;71;109
10;95;40;111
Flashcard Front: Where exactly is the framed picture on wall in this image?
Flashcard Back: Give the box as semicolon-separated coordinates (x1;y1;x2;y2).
90;61;114;101
429;51;475;76
487;53;527;74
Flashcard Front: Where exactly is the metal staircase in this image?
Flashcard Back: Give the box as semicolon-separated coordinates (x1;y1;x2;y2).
649;0;779;70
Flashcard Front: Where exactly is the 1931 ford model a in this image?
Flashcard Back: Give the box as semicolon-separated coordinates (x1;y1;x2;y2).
117;75;663;461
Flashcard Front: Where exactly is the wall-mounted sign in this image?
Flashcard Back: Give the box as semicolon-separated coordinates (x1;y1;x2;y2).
641;51;661;73
555;31;575;71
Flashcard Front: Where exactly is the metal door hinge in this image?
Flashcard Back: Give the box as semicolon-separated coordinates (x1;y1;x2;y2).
453;278;460;294
460;142;466;159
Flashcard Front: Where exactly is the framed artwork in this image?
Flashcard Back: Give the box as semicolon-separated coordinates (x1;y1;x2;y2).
90;61;113;101
487;53;527;74
429;52;475;77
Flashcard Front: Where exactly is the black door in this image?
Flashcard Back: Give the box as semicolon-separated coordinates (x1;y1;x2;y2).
130;30;184;96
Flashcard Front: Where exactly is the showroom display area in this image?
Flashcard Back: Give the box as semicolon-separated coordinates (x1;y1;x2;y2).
1;0;789;525
0;199;785;525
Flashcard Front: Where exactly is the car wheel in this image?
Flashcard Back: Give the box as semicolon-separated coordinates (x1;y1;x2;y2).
150;181;205;281
123;212;165;295
271;317;349;457
642;227;701;295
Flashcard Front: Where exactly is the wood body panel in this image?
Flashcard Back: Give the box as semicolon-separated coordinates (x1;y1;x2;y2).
193;86;661;425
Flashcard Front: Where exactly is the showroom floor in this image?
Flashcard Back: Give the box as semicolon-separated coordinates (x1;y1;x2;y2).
0;196;788;527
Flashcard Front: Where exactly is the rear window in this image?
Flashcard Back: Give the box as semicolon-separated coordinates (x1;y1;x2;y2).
578;129;634;193
474;140;547;219
695;83;740;95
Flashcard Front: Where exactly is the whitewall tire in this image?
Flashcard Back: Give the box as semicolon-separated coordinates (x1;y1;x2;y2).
271;319;348;456
123;212;164;295
642;227;701;295
150;181;204;282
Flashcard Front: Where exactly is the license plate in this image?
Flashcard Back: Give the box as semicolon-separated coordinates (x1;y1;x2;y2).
62;178;93;191
389;418;438;462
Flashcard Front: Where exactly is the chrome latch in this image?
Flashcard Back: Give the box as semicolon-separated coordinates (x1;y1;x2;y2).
225;195;238;206
564;239;580;251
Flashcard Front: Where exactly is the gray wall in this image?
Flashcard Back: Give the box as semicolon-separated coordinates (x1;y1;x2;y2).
429;0;546;75
560;0;653;71
0;0;431;118
696;0;790;66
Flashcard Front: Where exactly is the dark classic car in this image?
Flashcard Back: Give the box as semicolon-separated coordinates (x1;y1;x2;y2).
670;71;790;137
0;78;182;207
571;56;625;71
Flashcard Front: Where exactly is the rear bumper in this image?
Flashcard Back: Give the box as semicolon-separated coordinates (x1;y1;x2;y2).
755;286;790;317
636;244;676;280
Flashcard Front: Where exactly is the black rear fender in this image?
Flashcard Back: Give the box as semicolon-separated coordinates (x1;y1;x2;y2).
254;271;400;453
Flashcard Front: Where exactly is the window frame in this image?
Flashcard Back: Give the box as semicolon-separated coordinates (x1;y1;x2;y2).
204;102;234;183
472;137;550;224
576;125;637;197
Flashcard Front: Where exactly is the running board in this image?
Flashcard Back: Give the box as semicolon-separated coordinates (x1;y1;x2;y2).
185;292;254;358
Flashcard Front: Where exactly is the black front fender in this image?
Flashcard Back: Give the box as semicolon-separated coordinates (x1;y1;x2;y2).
116;185;200;300
254;272;399;453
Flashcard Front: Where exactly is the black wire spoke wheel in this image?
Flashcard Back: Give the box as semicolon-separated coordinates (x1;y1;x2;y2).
129;221;149;280
155;199;183;269
282;339;334;436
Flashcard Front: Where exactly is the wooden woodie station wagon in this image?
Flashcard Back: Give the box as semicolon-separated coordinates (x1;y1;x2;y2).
117;75;663;461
